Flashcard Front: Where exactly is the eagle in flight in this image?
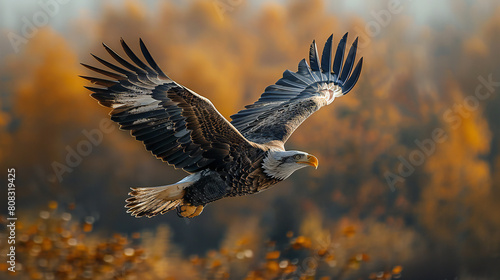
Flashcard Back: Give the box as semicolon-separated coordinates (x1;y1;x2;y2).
82;33;363;218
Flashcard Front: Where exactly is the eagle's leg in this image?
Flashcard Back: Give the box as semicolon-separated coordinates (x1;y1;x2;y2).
189;205;204;218
177;204;204;218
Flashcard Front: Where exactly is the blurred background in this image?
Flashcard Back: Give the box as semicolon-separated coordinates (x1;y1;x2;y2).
1;0;500;279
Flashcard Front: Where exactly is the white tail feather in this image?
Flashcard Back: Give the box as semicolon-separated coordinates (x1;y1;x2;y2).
125;182;192;218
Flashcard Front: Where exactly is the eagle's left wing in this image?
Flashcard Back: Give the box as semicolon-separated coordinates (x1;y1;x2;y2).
81;39;255;173
230;33;363;144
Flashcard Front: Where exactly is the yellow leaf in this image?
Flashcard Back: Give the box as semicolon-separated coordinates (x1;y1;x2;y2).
266;251;280;259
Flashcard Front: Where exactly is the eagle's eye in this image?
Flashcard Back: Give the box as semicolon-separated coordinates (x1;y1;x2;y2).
293;154;302;160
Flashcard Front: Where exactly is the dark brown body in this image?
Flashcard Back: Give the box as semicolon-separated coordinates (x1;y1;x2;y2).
183;148;281;207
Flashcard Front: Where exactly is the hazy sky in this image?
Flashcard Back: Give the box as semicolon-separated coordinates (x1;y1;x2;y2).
0;0;495;59
0;0;458;31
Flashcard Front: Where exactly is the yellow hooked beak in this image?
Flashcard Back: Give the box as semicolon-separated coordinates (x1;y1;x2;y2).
298;155;319;169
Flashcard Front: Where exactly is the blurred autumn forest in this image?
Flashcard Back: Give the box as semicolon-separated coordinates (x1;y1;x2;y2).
1;0;500;279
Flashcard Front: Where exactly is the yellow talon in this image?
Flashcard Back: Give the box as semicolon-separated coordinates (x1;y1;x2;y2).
189;206;204;218
178;204;204;218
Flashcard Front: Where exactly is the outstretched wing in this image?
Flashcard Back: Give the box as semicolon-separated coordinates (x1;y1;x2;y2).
82;39;254;173
230;33;363;144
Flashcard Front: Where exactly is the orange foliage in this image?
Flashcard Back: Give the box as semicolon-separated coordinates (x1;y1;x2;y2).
1;0;500;279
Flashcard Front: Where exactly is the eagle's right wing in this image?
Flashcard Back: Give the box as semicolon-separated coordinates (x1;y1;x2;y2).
81;39;254;173
230;33;363;144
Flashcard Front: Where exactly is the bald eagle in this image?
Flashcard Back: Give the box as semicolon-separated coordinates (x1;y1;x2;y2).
81;33;363;218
